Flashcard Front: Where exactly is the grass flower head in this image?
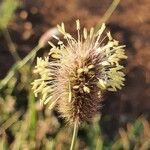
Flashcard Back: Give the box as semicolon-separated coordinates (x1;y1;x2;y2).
32;20;127;124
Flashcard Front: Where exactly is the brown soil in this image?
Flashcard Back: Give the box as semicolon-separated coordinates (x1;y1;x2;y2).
0;0;150;124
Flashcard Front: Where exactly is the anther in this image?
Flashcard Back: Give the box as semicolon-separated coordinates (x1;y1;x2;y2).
88;65;94;69
73;85;80;90
77;68;84;74
83;86;90;93
83;67;89;73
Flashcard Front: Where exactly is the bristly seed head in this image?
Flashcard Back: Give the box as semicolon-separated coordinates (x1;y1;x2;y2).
31;20;127;124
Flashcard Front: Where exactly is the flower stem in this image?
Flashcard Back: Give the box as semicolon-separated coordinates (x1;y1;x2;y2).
70;119;79;150
95;0;120;32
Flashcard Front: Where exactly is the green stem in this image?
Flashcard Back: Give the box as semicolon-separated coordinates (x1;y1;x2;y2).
70;119;79;150
0;44;41;90
3;29;21;61
95;0;120;32
0;111;23;135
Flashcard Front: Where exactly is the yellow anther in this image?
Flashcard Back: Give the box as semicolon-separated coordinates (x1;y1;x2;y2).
84;67;89;73
97;79;107;90
68;80;72;103
73;85;80;90
90;27;94;39
76;19;80;30
61;22;65;32
83;28;87;39
83;86;90;93
77;68;84;74
107;32;112;41
88;65;94;69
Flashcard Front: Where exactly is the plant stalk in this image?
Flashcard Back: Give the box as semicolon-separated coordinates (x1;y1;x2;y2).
70;119;79;150
3;29;21;61
95;0;120;32
0;44;41;90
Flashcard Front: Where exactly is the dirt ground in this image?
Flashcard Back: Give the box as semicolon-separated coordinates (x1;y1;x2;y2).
0;0;150;127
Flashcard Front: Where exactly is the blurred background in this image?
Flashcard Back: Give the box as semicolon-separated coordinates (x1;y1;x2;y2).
0;0;150;149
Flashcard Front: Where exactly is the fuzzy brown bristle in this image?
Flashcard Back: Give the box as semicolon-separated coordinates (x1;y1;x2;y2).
54;44;103;124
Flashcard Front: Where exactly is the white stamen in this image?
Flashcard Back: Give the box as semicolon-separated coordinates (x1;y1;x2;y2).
52;34;59;40
107;32;112;41
48;100;57;110
68;80;72;102
44;96;52;104
95;23;106;47
48;41;56;48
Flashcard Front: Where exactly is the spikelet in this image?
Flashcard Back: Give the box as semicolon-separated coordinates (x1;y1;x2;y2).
31;20;127;124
